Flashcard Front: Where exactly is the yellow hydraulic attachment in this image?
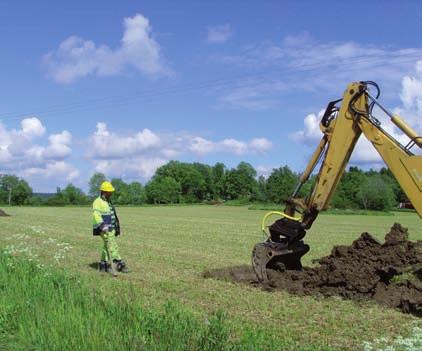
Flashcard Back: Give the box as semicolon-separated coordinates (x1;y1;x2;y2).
252;81;422;284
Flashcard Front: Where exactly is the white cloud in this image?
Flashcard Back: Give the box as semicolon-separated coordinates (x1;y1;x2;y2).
44;130;72;159
250;138;273;153
87;123;273;178
189;137;217;154
0;118;78;191
221;33;421;77
396;60;422;131
44;13;169;84
221;138;248;155
207;24;232;43
0;119;273;189
89;123;161;159
216;34;422;109
0;117;45;163
21;161;79;182
94;157;167;179
289;111;324;146
187;136;272;155
20;117;46;138
89;122;272;159
289;90;420;168
400;76;422;111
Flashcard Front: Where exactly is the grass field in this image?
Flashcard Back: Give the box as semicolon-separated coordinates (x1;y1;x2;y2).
1;205;421;350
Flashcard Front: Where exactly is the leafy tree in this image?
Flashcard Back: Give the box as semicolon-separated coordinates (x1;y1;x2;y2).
44;187;68;206
379;167;406;203
145;177;181;204
155;161;206;202
127;182;145;205
357;174;396;210
111;178;130;204
62;184;87;205
212;162;226;199
44;185;87;206
0;175;33;205
89;172;107;197
255;175;267;202
265;166;297;204
192;163;214;200
26;195;43;206
332;167;367;209
297;174;316;199
224;162;258;200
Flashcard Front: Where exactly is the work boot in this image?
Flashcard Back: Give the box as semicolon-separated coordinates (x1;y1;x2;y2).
99;261;108;273
107;262;118;277
100;261;117;277
113;259;130;273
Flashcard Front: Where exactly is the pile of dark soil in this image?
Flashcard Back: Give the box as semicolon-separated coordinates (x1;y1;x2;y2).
203;223;422;316
0;209;10;217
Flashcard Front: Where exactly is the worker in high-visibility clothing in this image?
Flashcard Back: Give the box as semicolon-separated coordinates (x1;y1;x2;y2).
93;181;129;275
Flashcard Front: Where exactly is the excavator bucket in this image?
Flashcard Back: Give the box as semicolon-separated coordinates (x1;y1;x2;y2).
252;240;309;284
252;217;310;284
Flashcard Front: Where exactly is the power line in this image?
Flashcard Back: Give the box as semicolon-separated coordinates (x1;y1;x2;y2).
3;54;418;118
0;53;420;123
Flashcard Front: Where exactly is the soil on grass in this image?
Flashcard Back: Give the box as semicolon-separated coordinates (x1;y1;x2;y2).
203;223;422;316
0;209;10;216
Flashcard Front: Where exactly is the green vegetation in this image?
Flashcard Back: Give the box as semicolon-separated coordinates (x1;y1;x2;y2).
0;252;303;351
264;166;297;203
363;326;422;351
0;163;410;212
0;174;32;205
0;206;421;350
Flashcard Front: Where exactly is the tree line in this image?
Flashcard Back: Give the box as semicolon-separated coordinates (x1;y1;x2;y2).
0;162;407;211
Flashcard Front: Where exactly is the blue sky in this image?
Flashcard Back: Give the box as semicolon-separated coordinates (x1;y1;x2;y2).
1;0;422;192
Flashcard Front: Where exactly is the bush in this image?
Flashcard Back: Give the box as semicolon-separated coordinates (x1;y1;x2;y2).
357;175;396;211
26;195;43;206
224;197;251;206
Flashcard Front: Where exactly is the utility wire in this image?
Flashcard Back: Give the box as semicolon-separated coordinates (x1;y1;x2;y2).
2;54;417;118
0;53;420;123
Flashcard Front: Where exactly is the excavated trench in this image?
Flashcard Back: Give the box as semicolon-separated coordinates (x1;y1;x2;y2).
203;223;422;316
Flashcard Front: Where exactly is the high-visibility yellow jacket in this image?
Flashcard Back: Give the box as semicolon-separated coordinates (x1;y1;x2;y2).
92;196;118;235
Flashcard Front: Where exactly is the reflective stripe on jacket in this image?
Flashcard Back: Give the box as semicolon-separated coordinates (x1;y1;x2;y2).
92;196;116;235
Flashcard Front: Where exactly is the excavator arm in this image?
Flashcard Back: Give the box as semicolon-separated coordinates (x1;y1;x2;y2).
252;81;422;284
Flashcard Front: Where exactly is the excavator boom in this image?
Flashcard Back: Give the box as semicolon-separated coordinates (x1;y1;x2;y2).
252;81;422;284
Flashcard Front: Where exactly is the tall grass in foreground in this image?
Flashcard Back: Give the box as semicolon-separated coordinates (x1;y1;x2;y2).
0;253;330;351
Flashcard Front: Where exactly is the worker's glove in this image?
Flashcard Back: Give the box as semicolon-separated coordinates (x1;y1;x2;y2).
100;223;111;233
115;224;121;237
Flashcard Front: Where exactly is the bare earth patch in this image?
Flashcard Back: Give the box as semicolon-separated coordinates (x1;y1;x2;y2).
204;223;422;316
0;209;10;216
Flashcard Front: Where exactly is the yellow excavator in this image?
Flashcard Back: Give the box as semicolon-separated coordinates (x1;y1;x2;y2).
252;81;422;284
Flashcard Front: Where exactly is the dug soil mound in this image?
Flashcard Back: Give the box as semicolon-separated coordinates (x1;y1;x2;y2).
0;209;10;217
203;223;422;316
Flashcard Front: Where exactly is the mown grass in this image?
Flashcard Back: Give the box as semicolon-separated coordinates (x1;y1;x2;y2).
247;203;396;216
1;252;320;351
0;206;421;350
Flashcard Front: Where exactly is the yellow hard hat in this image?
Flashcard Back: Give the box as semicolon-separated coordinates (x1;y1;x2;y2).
100;181;115;192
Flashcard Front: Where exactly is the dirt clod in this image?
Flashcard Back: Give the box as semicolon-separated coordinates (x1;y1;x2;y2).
203;223;422;316
0;209;10;217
